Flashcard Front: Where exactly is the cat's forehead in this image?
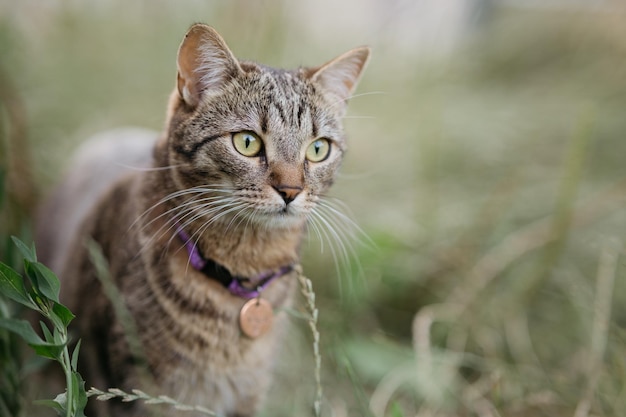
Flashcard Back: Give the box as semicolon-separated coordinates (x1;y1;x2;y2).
244;65;316;105
229;65;343;141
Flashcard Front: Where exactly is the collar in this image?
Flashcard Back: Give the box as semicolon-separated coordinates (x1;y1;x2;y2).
176;226;293;299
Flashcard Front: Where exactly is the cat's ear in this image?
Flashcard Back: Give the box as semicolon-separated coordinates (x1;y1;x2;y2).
309;47;371;106
176;24;242;108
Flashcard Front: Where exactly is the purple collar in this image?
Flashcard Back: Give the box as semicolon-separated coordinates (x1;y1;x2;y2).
177;227;293;299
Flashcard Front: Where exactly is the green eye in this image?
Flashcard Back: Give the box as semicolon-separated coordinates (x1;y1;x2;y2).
233;132;263;157
306;139;331;162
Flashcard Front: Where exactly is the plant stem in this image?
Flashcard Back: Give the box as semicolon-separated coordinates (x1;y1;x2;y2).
296;267;323;417
60;330;73;417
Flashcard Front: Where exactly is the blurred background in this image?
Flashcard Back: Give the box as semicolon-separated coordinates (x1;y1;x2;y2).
1;0;626;416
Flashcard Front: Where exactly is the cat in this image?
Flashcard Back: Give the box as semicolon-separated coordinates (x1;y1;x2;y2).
36;23;369;417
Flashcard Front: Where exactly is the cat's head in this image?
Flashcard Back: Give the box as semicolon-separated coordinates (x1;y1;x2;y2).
163;24;369;230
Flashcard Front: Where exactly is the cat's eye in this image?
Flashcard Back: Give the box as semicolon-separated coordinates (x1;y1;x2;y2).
305;139;331;162
233;132;263;157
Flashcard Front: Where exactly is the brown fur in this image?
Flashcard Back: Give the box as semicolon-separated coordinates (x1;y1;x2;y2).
36;24;369;417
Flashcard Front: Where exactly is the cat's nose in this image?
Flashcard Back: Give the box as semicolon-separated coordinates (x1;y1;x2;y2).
274;185;302;205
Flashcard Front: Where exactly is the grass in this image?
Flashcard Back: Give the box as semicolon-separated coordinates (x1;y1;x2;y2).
2;1;626;416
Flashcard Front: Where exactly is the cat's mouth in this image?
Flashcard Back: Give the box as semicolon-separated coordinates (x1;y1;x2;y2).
231;191;310;227
256;203;308;228
275;204;301;220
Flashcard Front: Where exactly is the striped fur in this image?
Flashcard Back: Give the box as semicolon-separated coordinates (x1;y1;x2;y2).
36;24;369;417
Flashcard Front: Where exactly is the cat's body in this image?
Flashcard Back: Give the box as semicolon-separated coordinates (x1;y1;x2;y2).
36;24;368;417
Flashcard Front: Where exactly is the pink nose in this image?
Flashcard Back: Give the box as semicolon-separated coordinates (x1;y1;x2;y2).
273;185;302;204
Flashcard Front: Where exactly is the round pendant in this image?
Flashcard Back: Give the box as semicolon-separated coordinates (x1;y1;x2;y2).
239;298;274;339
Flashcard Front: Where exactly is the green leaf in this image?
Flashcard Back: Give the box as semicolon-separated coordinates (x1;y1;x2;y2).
52;302;75;328
26;262;60;303
31;343;64;360
10;236;37;263
0;262;35;308
28;289;48;313
71;339;82;372
71;371;88;417
40;321;54;343
33;398;65;414
52;327;63;345
0;318;65;359
47;314;63;334
0;318;45;345
35;391;67;415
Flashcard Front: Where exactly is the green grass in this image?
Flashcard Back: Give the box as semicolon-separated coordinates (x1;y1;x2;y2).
2;2;626;416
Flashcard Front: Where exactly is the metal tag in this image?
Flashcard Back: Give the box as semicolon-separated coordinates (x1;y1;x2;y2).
239;298;273;339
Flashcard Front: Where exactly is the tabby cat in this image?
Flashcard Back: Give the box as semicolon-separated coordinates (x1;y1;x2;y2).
36;24;369;417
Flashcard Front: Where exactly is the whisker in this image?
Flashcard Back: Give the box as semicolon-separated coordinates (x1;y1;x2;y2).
306;212;326;254
136;190;239;257
159;198;242;262
347;91;388;100
130;185;233;231
224;204;256;235
335;171;377;181
175;199;240;237
113;163;184;172
341;115;376;120
318;199;375;249
187;202;250;251
308;210;340;276
328;90;387;109
138;194;230;234
242;205;261;236
144;197;232;242
319;209;363;276
305;196;373;294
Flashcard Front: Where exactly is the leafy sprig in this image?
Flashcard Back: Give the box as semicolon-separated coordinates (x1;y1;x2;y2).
295;266;323;417
86;387;217;416
0;237;87;417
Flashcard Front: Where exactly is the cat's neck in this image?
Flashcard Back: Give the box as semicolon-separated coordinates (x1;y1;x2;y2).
184;215;304;278
142;166;305;279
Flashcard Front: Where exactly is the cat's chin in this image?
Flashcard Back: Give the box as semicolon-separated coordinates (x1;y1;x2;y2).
254;208;308;230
